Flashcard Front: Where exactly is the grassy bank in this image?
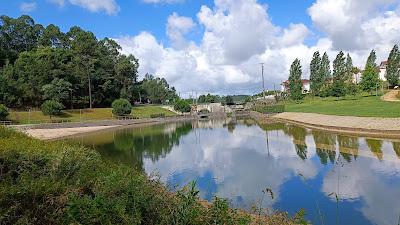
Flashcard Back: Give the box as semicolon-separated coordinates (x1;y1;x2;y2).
285;95;400;118
8;105;176;124
0;126;299;225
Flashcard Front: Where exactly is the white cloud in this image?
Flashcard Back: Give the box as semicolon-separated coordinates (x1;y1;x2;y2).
20;2;37;13
115;0;400;95
308;0;399;51
167;13;195;49
49;0;119;15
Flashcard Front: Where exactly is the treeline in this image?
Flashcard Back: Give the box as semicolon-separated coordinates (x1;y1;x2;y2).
288;45;400;100
0;15;177;109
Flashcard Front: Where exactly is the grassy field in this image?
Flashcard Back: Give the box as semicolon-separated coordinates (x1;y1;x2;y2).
8;105;176;124
285;95;400;118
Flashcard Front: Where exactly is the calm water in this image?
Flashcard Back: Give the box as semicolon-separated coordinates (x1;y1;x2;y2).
67;118;400;225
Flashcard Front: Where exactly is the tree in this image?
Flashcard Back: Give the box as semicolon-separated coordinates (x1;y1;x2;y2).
320;52;331;83
141;74;178;104
289;59;303;101
41;100;64;119
225;96;234;105
42;78;72;102
112;99;132;116
0;104;9;121
174;100;191;113
386;45;400;87
361;50;380;94
332;51;347;98
310;51;322;94
345;53;354;83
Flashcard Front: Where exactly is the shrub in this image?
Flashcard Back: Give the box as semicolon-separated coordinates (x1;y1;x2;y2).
0;104;9;120
112;99;132;116
41;100;64;119
174;100;191;113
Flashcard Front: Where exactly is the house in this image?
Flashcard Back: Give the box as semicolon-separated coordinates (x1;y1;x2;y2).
281;79;310;94
379;61;388;81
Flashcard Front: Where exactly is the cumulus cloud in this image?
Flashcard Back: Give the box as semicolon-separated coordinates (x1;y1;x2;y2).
167;13;196;49
115;0;400;95
308;0;400;51
20;2;37;13
49;0;119;15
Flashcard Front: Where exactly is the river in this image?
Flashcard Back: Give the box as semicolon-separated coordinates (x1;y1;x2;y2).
67;118;400;225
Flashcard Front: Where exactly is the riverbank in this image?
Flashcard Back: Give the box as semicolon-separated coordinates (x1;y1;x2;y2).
14;116;197;140
272;112;400;138
0;126;299;225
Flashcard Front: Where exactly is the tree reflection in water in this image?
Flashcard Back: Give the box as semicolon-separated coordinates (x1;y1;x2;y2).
366;139;383;161
98;123;193;170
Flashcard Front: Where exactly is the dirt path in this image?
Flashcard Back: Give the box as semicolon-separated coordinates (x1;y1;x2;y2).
381;90;400;102
273;112;400;138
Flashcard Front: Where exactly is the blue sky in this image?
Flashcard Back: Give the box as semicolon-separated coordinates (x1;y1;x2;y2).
1;0;399;95
0;0;315;46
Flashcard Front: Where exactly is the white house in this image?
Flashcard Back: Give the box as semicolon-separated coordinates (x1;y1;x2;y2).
379;61;388;81
281;79;310;94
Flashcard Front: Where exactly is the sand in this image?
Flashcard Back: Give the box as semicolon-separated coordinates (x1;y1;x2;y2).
24;125;120;140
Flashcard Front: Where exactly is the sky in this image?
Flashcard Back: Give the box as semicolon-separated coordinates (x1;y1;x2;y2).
1;0;400;97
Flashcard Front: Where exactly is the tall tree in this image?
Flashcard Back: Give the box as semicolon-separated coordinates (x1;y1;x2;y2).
320;52;331;83
386;45;400;87
345;53;354;83
331;51;347;98
361;50;380;94
310;51;322;94
289;59;303;101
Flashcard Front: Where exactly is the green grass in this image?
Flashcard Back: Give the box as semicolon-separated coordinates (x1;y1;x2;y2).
8;105;176;124
0;126;298;225
285;95;400;117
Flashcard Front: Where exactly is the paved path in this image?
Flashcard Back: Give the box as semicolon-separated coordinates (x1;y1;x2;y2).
381;90;400;102
273;112;400;138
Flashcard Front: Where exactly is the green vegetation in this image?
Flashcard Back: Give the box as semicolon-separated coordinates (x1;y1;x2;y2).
386;45;400;87
0;104;9;120
285;95;400;117
0;15;179;110
288;59;303;101
0;126;299;225
253;104;285;114
174;100;191;113
112;99;132;116
41;100;64;119
9;106;176;124
360;50;380;94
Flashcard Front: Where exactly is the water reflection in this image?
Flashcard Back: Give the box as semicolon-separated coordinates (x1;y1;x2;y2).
68;119;400;225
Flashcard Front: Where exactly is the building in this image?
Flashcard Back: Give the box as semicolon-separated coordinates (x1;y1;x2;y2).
281;79;310;94
379;61;388;81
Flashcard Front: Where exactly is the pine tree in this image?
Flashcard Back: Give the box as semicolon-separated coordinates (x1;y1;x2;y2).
331;51;347;98
310;51;322;94
289;59;303;101
386;45;400;87
360;50;380;94
320;52;331;83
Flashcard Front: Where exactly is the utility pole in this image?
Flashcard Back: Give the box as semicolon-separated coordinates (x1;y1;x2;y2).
260;63;265;99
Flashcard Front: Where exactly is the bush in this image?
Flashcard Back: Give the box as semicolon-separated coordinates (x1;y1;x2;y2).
41;100;64;119
0;104;9;120
112;99;132;116
174;100;191;113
